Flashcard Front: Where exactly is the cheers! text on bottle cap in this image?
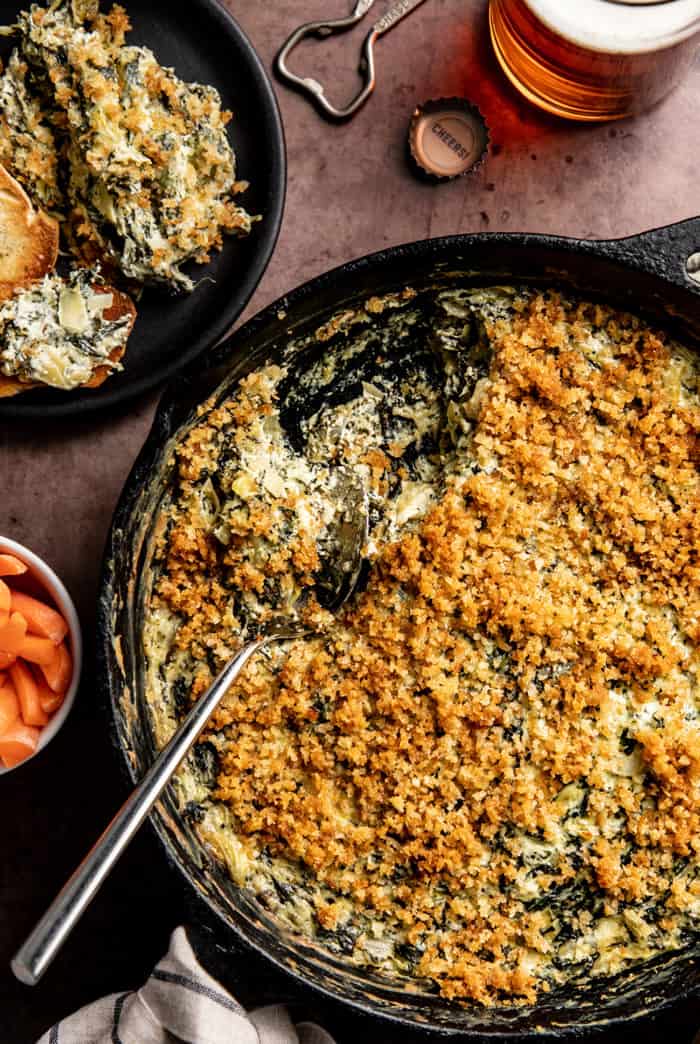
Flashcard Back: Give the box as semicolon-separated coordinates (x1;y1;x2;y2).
408;98;489;180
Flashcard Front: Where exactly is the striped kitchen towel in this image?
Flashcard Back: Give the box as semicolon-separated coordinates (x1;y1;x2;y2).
37;926;336;1044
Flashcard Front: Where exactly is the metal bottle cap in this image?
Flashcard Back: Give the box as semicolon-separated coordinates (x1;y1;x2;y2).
408;97;489;180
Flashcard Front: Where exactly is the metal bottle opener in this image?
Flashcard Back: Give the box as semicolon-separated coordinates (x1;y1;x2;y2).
275;0;430;121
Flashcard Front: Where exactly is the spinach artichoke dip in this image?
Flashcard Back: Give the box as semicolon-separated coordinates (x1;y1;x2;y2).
0;265;133;389
0;0;255;290
143;287;700;1006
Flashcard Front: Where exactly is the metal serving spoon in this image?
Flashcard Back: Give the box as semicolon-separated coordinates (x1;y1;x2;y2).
12;468;368;986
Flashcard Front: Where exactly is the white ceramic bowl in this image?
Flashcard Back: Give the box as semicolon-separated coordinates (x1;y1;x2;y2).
0;536;82;773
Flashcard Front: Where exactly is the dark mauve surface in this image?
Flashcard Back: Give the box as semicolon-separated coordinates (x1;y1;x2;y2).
0;1;699;1041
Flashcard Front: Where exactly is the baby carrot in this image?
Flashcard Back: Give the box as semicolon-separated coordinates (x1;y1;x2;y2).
0;722;39;768
39;689;64;716
41;641;72;694
0;554;27;577
0;652;16;670
17;634;57;666
10;659;48;727
30;665;65;716
0;612;28;655
0;578;10;618
0;682;20;735
10;590;68;644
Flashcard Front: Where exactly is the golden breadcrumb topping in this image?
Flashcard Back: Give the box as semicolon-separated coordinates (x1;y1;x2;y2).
0;50;63;212
146;289;700;1005
0;0;255;289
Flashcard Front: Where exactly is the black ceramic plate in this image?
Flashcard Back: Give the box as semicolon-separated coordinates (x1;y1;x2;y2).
0;0;285;419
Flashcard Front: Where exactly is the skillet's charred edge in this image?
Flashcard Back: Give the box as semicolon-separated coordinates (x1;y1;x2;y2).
98;221;700;1040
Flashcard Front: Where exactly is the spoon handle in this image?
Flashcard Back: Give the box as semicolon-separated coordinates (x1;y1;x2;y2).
11;635;267;986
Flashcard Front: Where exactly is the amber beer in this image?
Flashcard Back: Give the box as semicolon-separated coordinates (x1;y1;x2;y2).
489;0;700;120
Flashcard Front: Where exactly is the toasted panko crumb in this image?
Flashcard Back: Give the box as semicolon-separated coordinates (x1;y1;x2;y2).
150;290;700;1005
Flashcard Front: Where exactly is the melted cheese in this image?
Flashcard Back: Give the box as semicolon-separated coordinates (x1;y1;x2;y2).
0;267;129;387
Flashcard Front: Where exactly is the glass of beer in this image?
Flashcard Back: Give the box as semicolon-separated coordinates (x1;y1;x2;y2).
489;0;700;120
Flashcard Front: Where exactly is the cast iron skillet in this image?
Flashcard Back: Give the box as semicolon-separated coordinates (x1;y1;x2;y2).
0;0;286;419
99;218;700;1039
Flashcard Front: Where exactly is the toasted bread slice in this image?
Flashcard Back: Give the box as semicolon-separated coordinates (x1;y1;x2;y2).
0;374;38;397
0;277;136;398
0;164;59;304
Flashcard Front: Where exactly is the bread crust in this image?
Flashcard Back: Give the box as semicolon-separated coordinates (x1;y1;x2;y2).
0;164;59;303
80;286;136;388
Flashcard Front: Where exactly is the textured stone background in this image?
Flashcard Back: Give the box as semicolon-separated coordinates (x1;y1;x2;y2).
0;1;698;1040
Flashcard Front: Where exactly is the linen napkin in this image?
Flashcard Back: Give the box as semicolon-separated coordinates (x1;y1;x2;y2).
37;926;337;1044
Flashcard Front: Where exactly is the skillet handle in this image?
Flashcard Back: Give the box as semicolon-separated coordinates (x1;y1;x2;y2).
597;216;700;293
